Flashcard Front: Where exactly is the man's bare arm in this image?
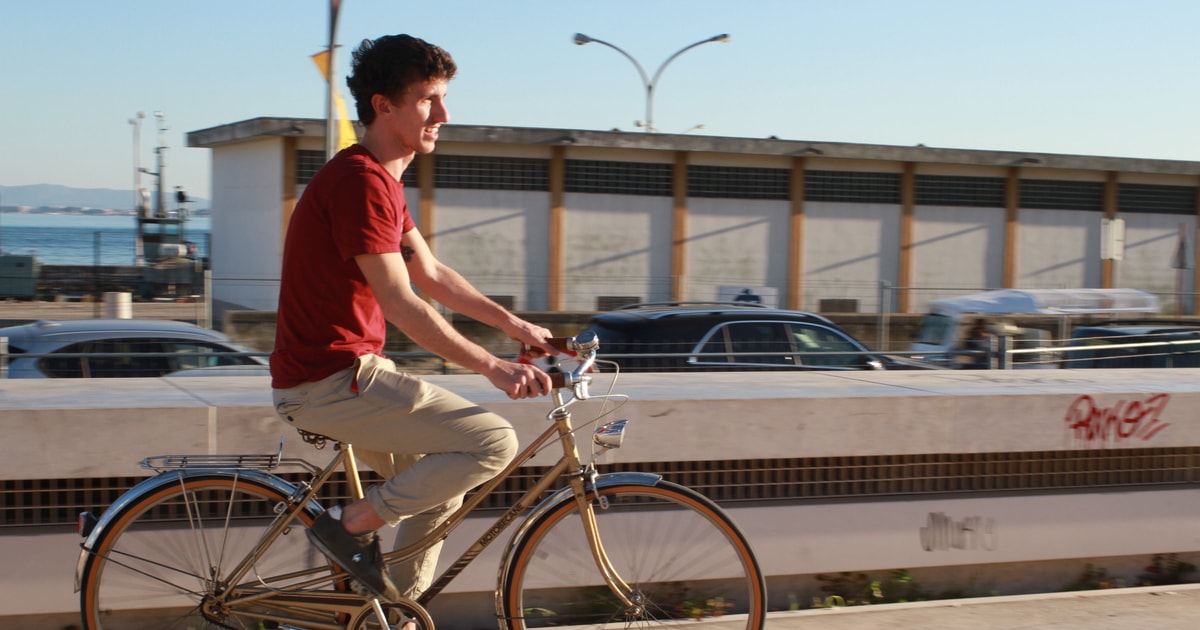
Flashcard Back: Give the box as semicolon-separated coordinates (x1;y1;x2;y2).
355;251;551;399
399;229;555;354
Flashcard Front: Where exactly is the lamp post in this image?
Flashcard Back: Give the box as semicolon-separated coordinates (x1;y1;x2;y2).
128;112;145;215
574;32;730;132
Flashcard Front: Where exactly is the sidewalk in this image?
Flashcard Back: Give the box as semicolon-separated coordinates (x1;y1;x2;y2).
761;583;1200;629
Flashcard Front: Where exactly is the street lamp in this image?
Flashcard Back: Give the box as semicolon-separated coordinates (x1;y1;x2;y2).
128;112;146;216
574;32;730;132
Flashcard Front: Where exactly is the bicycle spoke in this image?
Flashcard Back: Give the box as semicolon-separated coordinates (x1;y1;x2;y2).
87;545;207;597
501;482;765;629
80;475;333;629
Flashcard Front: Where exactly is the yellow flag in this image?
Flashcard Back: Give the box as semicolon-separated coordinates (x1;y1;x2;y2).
311;50;358;151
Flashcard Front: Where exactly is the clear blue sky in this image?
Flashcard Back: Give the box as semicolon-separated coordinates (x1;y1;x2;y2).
4;0;1200;201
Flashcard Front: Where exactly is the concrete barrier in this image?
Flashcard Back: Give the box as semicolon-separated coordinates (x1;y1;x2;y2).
3;368;1200;626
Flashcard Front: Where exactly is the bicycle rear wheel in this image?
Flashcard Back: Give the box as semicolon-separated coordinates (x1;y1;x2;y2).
499;480;767;629
78;473;333;629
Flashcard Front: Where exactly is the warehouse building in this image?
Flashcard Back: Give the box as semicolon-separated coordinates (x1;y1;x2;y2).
188;120;1200;317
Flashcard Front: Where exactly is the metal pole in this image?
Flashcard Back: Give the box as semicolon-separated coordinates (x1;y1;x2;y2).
574;33;729;132
93;231;101;318
325;1;342;160
153;112;167;218
877;280;890;351
645;34;730;133
202;268;212;330
129;112;145;215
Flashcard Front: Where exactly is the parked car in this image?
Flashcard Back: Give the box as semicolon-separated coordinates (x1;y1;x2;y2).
0;319;268;378
1063;321;1200;368
585;302;927;372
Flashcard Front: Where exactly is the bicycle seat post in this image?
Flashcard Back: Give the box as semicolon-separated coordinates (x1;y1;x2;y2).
341;443;365;501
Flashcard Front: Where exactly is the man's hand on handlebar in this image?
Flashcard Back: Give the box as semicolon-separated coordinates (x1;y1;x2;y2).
504;321;558;358
486;359;554;400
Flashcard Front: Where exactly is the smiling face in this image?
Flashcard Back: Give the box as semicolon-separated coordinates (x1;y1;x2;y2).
370;78;450;158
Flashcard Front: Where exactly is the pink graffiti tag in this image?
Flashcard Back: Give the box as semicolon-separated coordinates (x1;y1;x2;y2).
1063;393;1171;444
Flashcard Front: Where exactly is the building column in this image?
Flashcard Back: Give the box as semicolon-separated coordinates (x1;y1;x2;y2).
787;157;806;310
1101;171;1118;288
1004;167;1020;288
671;151;689;301
418;155;436;252
548;146;566;311
1192;174;1200;314
898;162;916;313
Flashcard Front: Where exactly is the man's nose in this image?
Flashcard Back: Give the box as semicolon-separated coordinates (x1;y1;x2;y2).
432;100;450;123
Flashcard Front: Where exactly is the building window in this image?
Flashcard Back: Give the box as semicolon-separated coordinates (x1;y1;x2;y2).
434;155;547;191
805;170;901;204
1119;183;1197;215
565;160;672;196
916;174;1006;208
1019;179;1104;211
296;150;325;185
688;165;789;200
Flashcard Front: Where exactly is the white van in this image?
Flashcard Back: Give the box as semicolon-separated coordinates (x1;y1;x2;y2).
908;288;1160;368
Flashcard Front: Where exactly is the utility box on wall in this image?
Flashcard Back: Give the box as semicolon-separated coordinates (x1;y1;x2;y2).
0;255;39;300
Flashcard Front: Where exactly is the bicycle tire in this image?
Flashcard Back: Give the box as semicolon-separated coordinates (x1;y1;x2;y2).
78;473;333;629
499;480;767;629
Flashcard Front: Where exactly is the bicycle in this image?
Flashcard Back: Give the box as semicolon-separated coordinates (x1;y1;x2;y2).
74;331;767;629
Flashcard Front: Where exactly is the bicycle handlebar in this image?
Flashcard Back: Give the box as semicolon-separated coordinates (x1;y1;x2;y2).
537;332;599;395
543;333;599;355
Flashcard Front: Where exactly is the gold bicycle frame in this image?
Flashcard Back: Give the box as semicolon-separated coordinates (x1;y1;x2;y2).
212;385;636;626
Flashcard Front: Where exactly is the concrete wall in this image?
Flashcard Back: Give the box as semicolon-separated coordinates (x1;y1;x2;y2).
210;138;291;311
433;189;551;310
5;369;1200;625
1120;213;1196;312
803;202;902;313
563;192;675;309
913;204;1007;294
1016;208;1099;290
685;197;791;303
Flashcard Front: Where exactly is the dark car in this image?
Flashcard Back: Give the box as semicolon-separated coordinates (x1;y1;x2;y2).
0;319;268;378
585;302;922;372
1063;322;1200;368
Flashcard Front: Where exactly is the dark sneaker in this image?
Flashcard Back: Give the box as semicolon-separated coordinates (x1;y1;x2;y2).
306;510;400;602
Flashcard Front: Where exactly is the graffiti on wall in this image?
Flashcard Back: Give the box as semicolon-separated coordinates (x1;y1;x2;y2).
919;511;998;552
1063;393;1171;445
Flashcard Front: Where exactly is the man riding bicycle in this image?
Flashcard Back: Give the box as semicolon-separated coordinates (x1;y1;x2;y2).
270;33;555;607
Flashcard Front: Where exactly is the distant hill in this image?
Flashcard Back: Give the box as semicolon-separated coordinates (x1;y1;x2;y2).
0;184;209;211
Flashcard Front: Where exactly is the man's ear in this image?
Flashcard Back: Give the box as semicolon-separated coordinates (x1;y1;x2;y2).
371;93;392;117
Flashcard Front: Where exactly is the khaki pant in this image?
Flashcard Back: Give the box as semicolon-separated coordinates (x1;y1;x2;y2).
272;354;518;598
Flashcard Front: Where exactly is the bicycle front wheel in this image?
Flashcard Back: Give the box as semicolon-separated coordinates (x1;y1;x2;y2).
78;473;331;630
500;480;767;629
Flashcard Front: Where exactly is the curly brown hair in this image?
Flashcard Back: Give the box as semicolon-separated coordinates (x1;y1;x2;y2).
347;34;457;125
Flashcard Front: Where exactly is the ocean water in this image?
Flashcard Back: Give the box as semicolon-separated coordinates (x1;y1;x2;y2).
0;213;211;266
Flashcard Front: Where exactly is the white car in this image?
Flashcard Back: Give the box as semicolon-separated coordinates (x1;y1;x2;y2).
0;319;268;378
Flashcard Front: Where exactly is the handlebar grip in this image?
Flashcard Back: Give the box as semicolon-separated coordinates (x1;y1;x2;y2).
549;372;568;390
544;337;577;355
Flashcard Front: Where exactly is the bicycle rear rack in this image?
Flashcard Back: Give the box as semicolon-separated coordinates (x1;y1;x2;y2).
140;437;321;473
142;452;282;472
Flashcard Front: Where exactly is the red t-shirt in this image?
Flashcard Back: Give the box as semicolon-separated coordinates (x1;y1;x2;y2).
270;145;416;389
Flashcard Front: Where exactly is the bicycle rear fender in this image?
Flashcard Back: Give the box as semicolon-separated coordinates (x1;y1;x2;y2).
74;469;320;592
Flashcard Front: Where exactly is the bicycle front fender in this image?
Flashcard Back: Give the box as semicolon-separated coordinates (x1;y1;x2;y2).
74;468;319;592
521;471;662;537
